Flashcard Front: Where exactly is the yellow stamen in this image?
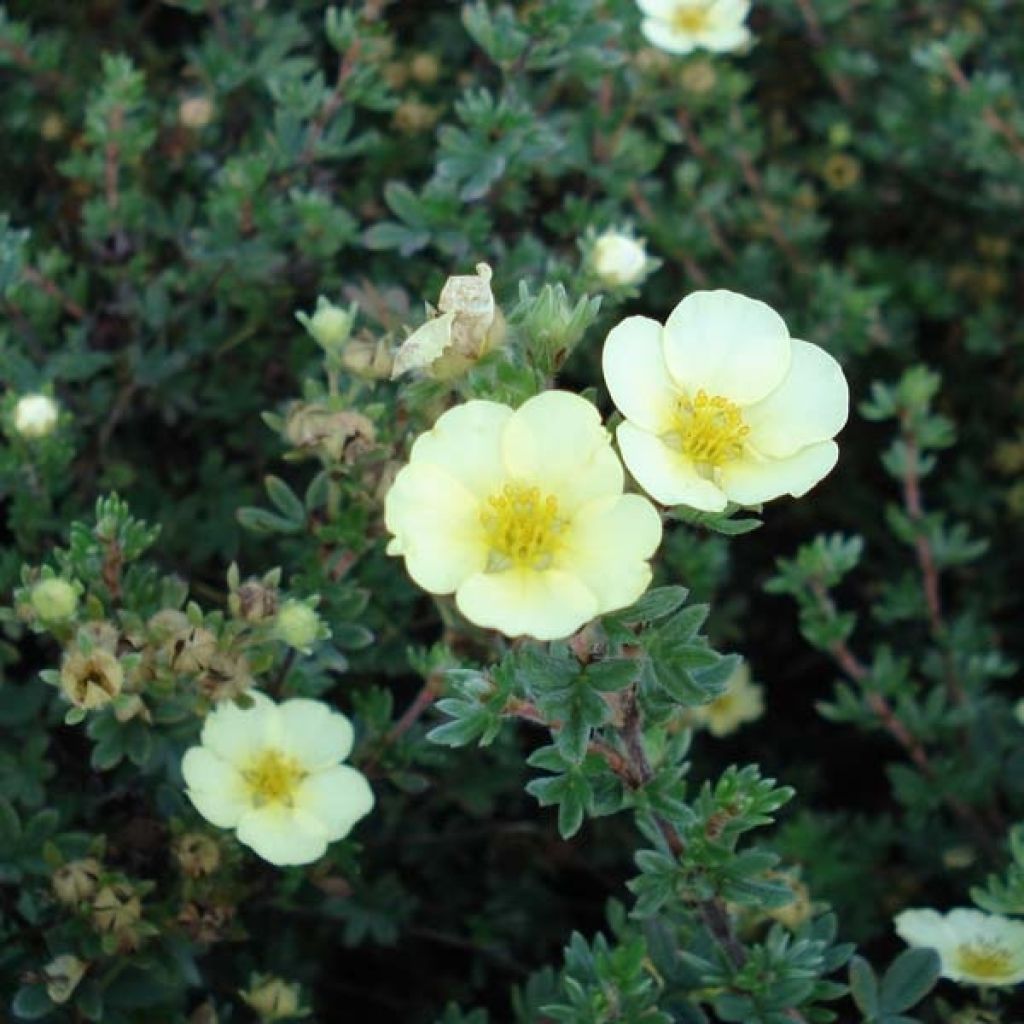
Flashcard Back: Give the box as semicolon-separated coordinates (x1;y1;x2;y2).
671;2;712;34
244;749;305;807
667;389;750;467
480;483;565;571
953;943;1014;981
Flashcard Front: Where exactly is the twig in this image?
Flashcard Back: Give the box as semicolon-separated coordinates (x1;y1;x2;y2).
792;0;855;105
21;267;85;321
299;39;362;168
942;52;1024;165
629;183;709;286
737;152;805;272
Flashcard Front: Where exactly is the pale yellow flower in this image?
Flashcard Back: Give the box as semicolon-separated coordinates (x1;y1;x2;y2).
603;289;848;512
895;908;1024;986
691;661;763;736
638;0;751;56
385;391;662;640
181;693;373;867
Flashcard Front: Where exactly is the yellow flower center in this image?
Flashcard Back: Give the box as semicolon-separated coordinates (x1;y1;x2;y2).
668;390;750;467
953;942;1014;981
244;749;305;807
671;3;712;33
480;483;566;571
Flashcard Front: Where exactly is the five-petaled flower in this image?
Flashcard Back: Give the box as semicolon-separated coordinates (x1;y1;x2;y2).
895;908;1024;986
638;0;752;56
181;693;374;866
385;391;662;641
603;289;848;512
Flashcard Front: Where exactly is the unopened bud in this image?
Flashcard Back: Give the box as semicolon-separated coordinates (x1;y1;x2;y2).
591;231;648;287
179;95;215;128
296;297;357;355
30;578;79;623
274;601;321;652
13;394;59;439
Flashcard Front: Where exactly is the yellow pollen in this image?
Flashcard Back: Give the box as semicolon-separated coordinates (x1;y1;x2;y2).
480;483;565;571
671;3;712;33
243;749;305;807
953;942;1014;980
668;389;750;467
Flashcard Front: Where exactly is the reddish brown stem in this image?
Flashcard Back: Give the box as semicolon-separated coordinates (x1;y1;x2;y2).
737;152;805;271
943;53;1024;164
22;268;85;321
793;0;855;105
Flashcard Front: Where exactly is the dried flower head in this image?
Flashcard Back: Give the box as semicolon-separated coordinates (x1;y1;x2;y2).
60;648;124;710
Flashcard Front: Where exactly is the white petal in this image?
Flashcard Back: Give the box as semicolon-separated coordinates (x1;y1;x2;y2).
641;17;698;54
276;699;354;770
718;441;839;505
200;692;279;766
602;316;679;433
182;748;248;828
294;764;374;841
385;461;488;594
695;24;751;51
501;391;623;511
637;0;680;16
562;495;662;614
743;340;849;458
456;567;599;641
712;0;751;19
617;421;728;511
407;399;510;497
235;805;329;866
663;290;792;406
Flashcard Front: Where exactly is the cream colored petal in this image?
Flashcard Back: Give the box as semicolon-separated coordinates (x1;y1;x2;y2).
710;0;751;24
617;421;728;511
276;699;354;769
385;461;488;594
743;340;849;458
408;399;510;497
235;805;329;866
502;390;623;511
695;24;751;51
641;17;698;54
663;290;792;406
456;567;599;641
200;692;279;765
561;495;662;614
602;316;678;433
182;748;248;827
637;0;680;16
294;765;375;841
719;441;839;506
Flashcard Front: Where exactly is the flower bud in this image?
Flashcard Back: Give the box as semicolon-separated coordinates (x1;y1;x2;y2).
175;833;221;878
52;858;102;906
296;297;357;355
13;394;59;439
43;954;87;1004
680;58;717;94
274;601;321;652
179;95;215;128
30;578;79;623
60;649;123;710
410;52;441;84
232;580;279;622
92;883;141;934
591;231;648;287
240;975;306;1021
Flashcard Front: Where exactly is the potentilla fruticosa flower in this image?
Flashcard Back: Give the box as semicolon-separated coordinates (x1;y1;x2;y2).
638;0;751;55
690;660;764;736
181;693;373;866
603;289;848;512
895;908;1024;986
385;391;662;641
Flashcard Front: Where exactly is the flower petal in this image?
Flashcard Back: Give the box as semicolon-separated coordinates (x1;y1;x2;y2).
182;747;248;827
663;290;792;406
641;17;698;54
636;0;680;16
276;699;354;769
562;495;662;613
293;764;375;841
743;340;849;457
200;692;279;765
695;24;751;51
407;399;510;497
385;461;488;593
602;316;679;433
617;421;728;511
235;805;329;866
501;391;623;511
456;567;599;640
718;441;839;505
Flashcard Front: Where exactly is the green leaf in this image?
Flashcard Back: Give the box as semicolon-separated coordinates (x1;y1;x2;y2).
848;955;879;1017
11;985;54;1020
583;659;637;692
264;475;306;524
620;586;689;624
878;947;940;1014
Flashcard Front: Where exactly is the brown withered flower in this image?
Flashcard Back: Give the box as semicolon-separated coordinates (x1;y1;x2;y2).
60;648;123;710
52;857;102;906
